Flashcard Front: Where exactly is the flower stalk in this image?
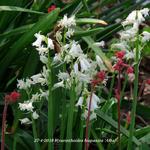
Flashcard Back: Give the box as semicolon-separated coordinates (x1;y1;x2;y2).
85;86;94;150
127;34;139;150
1;101;8;150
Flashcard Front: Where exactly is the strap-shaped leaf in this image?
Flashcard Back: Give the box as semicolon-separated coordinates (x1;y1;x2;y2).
0;6;44;14
0;8;60;79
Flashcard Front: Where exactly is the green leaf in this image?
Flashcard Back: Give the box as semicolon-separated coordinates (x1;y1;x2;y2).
74;27;104;37
0;6;45;14
0;8;60;80
0;24;34;38
95;110;141;146
76;18;108;25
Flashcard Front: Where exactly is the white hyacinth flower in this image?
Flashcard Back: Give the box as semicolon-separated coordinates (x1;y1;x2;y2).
87;93;101;111
78;55;91;72
19;118;32;125
112;41;129;50
31;73;46;85
82;110;97;120
73;62;79;74
76;96;84;108
40;90;49;100
31;93;40;102
125;50;135;60
122;8;149;26
69;41;83;58
66;28;75;38
47;38;54;49
58;72;70;81
94;41;105;47
32;111;39;120
140;8;149;17
40;55;48;64
59;15;76;28
17;79;32;90
19;101;34;112
141;31;150;42
96;55;106;70
53;81;64;89
36;46;49;55
32;32;45;48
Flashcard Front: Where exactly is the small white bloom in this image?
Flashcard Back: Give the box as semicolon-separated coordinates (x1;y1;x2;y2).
32;111;39;119
19;118;32;125
47;38;54;49
82;110;97;120
53;81;64;89
76;97;84;108
32;32;45;48
53;53;62;63
73;62;79;74
17;79;32;90
19;101;34;112
140;8;149;17
96;55;106;70
31;73;46;85
36;46;49;55
112;42;129;50
69;41;83;58
40;55;48;64
31;93;40;102
66;28;75;38
87;93;101;111
142;31;150;42
78;55;91;72
58;72;70;81
125;50;135;60
59;15;76;28
40;90;49;100
94;41;105;47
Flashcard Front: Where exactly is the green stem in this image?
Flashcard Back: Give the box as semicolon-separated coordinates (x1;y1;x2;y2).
47;57;54;150
32;118;40;150
127;35;139;150
66;80;76;150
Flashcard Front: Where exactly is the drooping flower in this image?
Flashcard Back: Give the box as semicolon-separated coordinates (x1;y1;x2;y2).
86;93;101;111
17;79;32;90
32;32;45;48
76;97;84;108
141;31;150;42
19;118;32;125
82;110;97;120
19;101;34;112
32;111;39;119
58;15;76;28
93;41;105;47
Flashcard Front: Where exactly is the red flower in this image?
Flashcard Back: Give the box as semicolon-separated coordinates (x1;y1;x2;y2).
48;5;56;13
146;79;150;85
91;79;99;87
5;91;20;103
96;71;105;82
113;59;124;71
127;66;134;74
115;51;125;59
